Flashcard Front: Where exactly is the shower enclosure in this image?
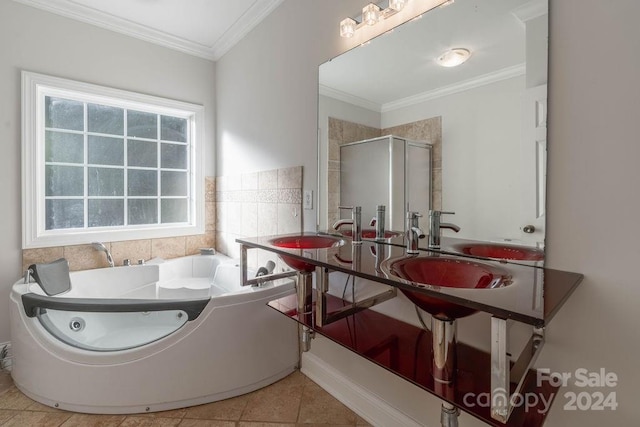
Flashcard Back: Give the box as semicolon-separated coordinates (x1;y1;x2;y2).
338;135;433;232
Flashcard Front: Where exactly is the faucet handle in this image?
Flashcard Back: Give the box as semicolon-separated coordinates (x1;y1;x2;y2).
407;211;422;219
338;206;354;210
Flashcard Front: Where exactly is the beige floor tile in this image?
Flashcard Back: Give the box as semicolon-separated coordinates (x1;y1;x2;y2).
297;381;357;425
356;415;372;426
59;413;126;426
120;416;182;426
0;409;19;424
295;424;354;427
1;410;71;426
0;372;12;395
0;387;36;410
0;371;369;427
133;408;187;419
239;423;296;427
183;394;249;420
178;420;236;427
26;400;67;413
240;373;305;423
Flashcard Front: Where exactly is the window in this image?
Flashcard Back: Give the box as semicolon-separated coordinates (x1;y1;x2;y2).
22;71;204;248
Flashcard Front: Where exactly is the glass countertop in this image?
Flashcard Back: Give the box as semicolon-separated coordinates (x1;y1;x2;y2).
237;232;583;327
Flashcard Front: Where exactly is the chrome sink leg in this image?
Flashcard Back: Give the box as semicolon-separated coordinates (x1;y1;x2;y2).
440;402;459;427
491;316;510;422
432;317;457;384
298;272;314;353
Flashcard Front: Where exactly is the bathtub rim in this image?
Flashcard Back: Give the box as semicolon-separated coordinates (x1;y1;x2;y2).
10;253;296;365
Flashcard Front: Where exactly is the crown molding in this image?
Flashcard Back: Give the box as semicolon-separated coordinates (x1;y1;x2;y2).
211;0;284;60
381;63;526;113
11;0;284;61
512;0;548;24
321;64;526;114
319;84;382;113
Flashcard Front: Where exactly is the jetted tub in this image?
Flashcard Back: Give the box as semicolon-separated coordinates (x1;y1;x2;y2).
9;253;298;414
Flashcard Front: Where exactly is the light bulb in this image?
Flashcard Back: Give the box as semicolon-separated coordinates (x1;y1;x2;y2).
436;48;471;67
340;18;357;38
362;3;381;26
389;0;407;12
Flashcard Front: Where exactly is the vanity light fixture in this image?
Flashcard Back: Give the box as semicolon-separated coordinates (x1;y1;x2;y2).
340;0;453;38
436;48;471;67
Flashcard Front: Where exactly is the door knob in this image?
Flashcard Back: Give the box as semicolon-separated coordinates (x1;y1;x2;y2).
523;225;536;233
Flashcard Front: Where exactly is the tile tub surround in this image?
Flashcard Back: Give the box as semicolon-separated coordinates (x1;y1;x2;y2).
327;117;442;228
215;166;303;269
22;177;217;272
0;370;370;426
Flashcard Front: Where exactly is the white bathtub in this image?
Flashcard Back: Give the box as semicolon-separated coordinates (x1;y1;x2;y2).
9;253;298;414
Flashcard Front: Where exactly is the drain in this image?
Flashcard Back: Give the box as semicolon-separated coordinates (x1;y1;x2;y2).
69;317;85;332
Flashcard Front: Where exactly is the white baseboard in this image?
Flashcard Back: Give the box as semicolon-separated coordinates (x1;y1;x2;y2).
301;352;425;427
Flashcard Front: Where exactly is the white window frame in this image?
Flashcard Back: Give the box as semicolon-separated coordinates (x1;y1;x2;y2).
22;71;205;249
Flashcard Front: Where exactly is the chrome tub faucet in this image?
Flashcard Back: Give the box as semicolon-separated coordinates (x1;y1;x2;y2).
91;242;114;268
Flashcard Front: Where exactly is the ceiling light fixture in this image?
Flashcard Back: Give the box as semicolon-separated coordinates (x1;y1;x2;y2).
340;0;452;38
436;48;471;67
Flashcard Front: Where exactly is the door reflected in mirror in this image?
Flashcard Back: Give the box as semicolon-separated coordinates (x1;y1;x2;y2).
318;0;548;251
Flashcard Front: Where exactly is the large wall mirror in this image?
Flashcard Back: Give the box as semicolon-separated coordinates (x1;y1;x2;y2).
318;0;548;248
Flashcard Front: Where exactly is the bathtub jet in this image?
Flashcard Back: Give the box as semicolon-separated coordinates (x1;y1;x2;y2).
9;253;298;414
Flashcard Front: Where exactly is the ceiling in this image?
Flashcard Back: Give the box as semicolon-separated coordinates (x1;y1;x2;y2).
320;0;547;112
12;0;284;61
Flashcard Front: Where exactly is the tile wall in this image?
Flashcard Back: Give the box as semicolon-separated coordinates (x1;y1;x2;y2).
215;166;303;270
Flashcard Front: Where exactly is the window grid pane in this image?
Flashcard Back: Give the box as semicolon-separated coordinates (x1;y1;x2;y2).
43;96;192;230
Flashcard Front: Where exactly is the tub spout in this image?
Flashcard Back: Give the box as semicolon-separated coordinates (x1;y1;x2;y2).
91;242;114;268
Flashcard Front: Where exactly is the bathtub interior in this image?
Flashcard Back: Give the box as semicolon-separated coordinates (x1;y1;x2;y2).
20;255;282;352
36;308;189;352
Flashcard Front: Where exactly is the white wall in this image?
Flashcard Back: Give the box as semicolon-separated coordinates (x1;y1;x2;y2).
215;0;367;232
383;76;525;242
217;0;640;425
0;0;215;343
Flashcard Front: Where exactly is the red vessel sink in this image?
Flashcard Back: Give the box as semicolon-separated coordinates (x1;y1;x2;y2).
453;243;544;261
269;235;344;273
387;257;510;320
341;229;400;239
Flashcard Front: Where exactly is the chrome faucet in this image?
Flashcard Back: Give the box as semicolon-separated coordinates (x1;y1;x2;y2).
91;242;114;268
428;210;460;249
369;205;386;241
406;212;425;255
334;206;362;244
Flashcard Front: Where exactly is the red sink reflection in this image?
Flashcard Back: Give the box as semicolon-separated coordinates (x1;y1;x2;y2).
269;235;344;273
454;243;544;261
388;257;510;320
341;229;400;239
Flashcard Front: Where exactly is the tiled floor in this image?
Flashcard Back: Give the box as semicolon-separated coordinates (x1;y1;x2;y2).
0;369;371;427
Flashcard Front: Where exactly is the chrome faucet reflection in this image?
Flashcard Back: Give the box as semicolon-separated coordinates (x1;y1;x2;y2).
91;242;114;268
369;204;386;241
428;210;460;249
406;212;425;255
334;206;362;244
